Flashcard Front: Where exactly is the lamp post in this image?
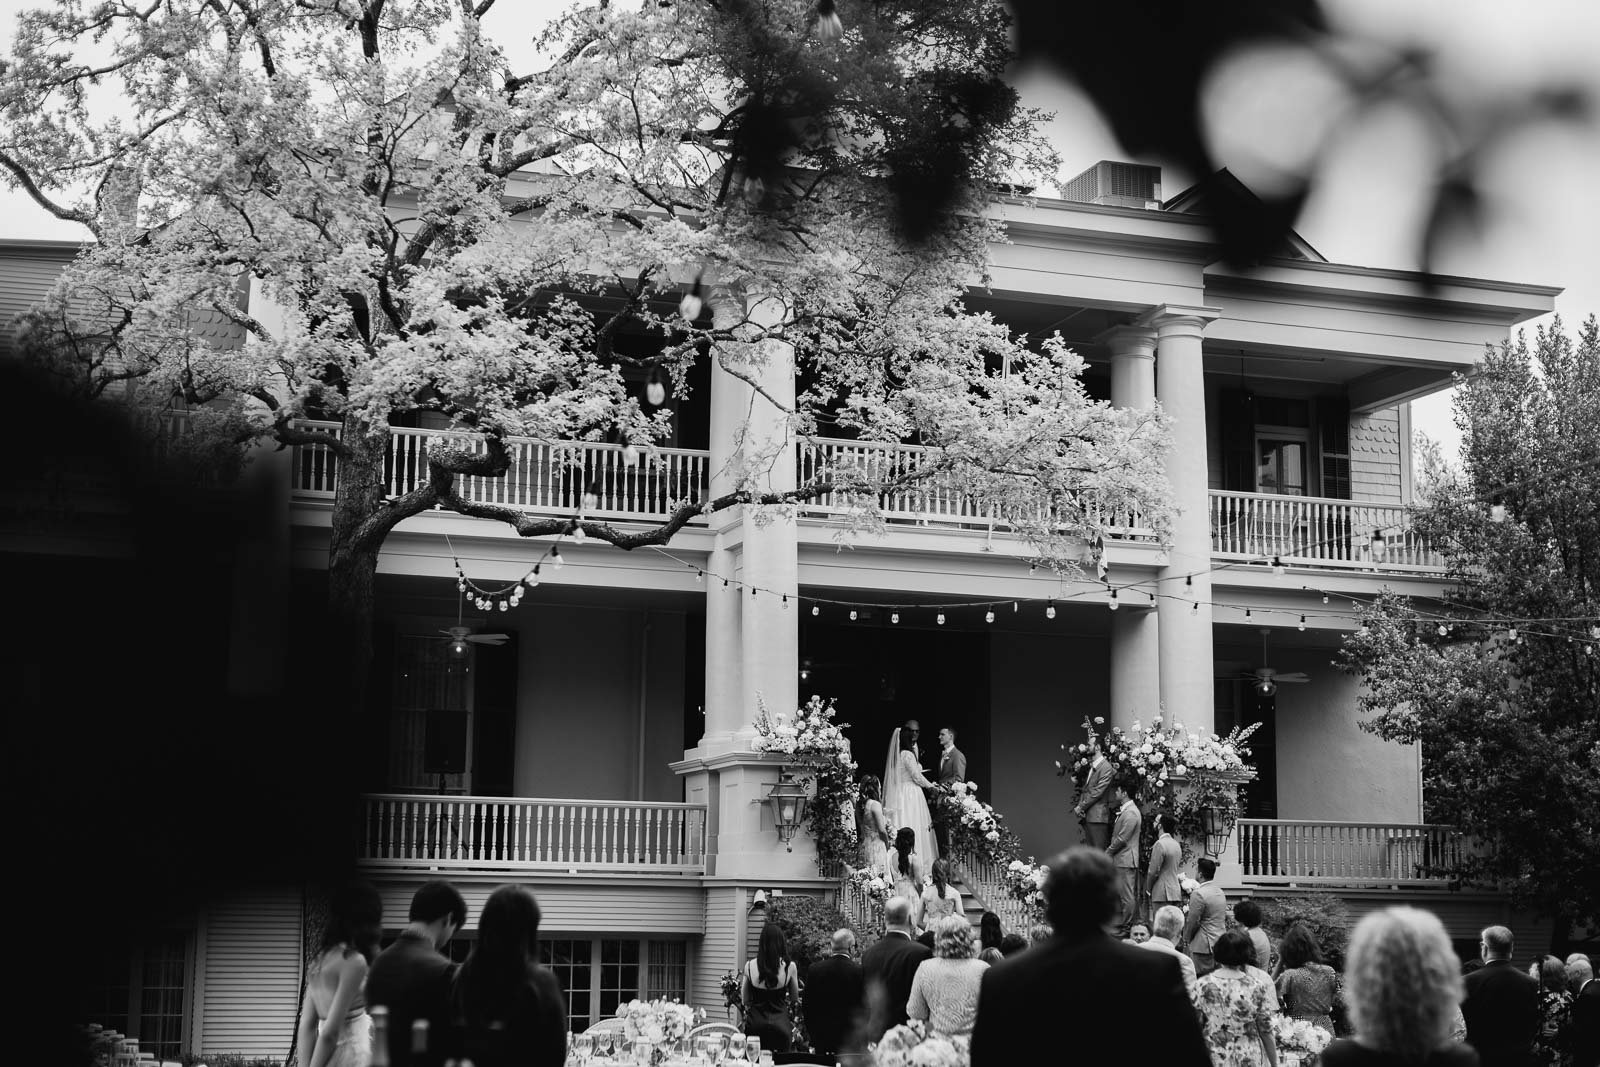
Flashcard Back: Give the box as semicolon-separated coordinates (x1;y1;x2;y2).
765;768;810;852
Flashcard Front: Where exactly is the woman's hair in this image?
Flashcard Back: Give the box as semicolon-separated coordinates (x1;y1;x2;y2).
453;885;544;1025
1233;900;1263;928
1000;933;1029;956
318;881;383;963
933;915;975;959
1540;955;1569;993
900;729;919;752
860;775;881;802
1278;922;1325;969
1213;928;1255;968
930;859;950;898
1344;907;1463;1060
979;911;1004;950
979;947;1004;965
1027;924;1053;945
893;827;916;875
755;921;788;986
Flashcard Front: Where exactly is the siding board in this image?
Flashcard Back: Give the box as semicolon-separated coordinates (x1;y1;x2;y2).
198;887;303;1059
374;877;706;936
1350;407;1403;504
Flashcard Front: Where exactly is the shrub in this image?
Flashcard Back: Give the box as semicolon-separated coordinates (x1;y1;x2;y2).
180;1055;283;1067
1262;892;1354;970
768;895;857;982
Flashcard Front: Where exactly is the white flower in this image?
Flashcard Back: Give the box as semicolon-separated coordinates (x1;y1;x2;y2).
1180;877;1199;893
1094;716;1105;724
1175;764;1187;775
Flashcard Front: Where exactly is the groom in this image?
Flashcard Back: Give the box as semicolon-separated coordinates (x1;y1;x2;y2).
931;727;967;856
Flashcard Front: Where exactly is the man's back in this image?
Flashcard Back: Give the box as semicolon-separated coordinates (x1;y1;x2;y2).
803;954;865;1054
1569;979;1599;1067
971;932;1208;1067
1462;959;1539;1067
1185;882;1227;949
861;932;932;1037
366;933;457;1067
1148;836;1181;900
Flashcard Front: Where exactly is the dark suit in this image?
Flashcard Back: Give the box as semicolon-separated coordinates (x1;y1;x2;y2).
366;931;457;1067
1461;958;1540;1067
802;952;865;1056
931;746;968;854
1570;978;1600;1067
970;931;1209;1067
860;931;931;1040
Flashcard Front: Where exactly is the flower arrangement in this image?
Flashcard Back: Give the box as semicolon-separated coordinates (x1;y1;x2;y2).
845;864;892;907
1001;859;1051;917
751;694;852;758
617;999;703;1059
1272;1016;1333;1059
751;695;862;877
872;1019;971;1067
935;782;1024;866
719;971;744;1021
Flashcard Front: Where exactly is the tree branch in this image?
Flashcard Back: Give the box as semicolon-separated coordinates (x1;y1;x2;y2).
0;153;94;228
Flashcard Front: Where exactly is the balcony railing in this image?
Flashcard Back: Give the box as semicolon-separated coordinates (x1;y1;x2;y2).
291;421;710;523
1211;491;1444;571
1236;819;1469;886
360;794;708;874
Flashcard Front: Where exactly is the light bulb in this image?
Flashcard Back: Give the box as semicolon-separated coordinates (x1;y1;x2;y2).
1108;590;1119;612
1046;603;1056;620
582;490;599;511
573;527;587;544
499;601;508;612
696;570;703;582
552;550;564;570
645;368;670;406
679;289;703;322
891;612;899;624
936;613;945;626
781;596;789;610
1507;628;1518;641
1322;594;1329;605
1298;616;1306;631
622;444;639;467
985;610;995;624
849;610;858;621
1437;624;1448;636
1490;504;1507;523
1271;557;1285;576
812;605;819;616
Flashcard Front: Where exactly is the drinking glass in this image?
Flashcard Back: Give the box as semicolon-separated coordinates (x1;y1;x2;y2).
598;1031;615;1059
728;1034;747;1061
635;1039;653;1066
745;1036;760;1063
575;1033;594;1063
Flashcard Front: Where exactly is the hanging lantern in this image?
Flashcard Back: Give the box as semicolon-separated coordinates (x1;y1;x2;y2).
1199;805;1233;858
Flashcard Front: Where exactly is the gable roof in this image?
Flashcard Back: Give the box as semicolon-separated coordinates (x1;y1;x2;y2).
1162;169;1326;262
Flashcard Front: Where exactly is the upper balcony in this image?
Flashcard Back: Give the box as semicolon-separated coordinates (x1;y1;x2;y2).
289;423;1446;574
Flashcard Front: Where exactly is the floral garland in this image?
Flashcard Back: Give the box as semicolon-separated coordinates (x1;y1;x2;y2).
934;782;1025;867
751;695;861;876
616;998;703;1055
1002;859;1051;919
873;1019;970;1067
843;864;892;909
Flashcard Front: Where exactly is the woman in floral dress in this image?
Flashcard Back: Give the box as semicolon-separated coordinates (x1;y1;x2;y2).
1197;930;1279;1067
1534;954;1574;1067
1275;923;1339;1035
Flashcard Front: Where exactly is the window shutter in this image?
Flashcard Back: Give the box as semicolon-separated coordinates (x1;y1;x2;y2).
1317;397;1351;500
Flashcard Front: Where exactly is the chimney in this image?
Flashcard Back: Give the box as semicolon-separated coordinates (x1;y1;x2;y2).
1060;161;1162;210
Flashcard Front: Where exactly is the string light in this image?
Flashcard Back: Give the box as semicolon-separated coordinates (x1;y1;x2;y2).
782;595;789;610
1046;601;1056;620
849;610;858;621
552;548;564;570
1107;588;1119;612
1271;556;1285;576
1298;616;1306;631
891;612;899;624
812;605;820;616
937;613;946;626
985;610;995;624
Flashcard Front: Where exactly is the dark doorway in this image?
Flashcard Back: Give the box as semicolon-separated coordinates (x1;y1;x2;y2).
473;635;518;797
799;617;990;788
1216;679;1277;819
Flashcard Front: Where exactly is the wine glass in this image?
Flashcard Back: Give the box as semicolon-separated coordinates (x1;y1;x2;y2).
728;1033;747;1061
745;1036;760;1064
575;1033;594;1064
597;1030;615;1059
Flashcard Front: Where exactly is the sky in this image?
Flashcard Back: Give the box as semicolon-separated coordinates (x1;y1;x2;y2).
4;0;1596;462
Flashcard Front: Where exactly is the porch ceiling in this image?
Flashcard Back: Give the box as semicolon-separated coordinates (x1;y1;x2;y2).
375;571;705;616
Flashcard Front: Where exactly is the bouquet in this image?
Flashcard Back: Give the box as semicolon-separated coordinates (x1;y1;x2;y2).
845;865;892;907
750;695;852;760
1002;859;1051;914
1272;1016;1333;1062
873;1019;970;1067
719;971;744;1021
618;998;703;1061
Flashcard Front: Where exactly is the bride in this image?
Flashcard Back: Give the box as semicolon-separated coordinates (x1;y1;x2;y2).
883;727;939;869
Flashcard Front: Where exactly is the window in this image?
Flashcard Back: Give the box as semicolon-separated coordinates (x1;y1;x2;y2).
539;938;689;1031
79;931;190;1060
391;633;472;793
1255;434;1308;496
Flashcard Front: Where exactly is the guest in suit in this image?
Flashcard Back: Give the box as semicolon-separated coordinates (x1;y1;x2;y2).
1568;970;1598;1067
802;929;864;1062
1141;905;1199;1006
1146;813;1183;917
1320;906;1477;1067
1183;857;1228;977
860;896;933;1042
1074;737;1116;849
1462;926;1541;1067
1105;777;1142;936
930;728;967;856
969;847;1210;1067
366;880;467;1067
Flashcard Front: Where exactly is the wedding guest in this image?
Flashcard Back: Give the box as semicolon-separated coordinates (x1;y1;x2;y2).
1196;929;1279;1067
1320;906;1478;1067
1276;922;1338;1035
1533;955;1572;1067
978;947;1004;966
998;934;1028;958
1027;923;1052;946
1568;963;1599;1067
1147;813;1184;915
907;916;990;1038
920;859;965;927
1141;905;1198;1007
858;776;890;877
1234;899;1273;972
970;847;1209;1067
1183;857;1228;977
888;827;926;932
367;880;467;1067
448;885;566;1067
1127;920;1152;945
978;911;1003;955
741;921;801;1054
1566;955;1592;995
802;929;864;1063
1463;925;1540;1067
296;881;382;1067
861;896;932;1041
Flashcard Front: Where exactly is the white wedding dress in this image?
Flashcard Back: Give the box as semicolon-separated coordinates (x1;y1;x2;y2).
883;728;939;868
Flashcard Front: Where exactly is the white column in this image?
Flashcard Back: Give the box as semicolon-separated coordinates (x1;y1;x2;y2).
1139;305;1221;736
1100;324;1161;732
701;299;746;746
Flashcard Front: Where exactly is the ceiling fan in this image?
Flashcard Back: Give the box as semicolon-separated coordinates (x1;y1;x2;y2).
1240;628;1309;695
438;590;510;658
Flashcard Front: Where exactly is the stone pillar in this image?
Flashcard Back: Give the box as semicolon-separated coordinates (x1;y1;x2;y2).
1101;324;1161;733
701;298;746;745
1139;305;1221;735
